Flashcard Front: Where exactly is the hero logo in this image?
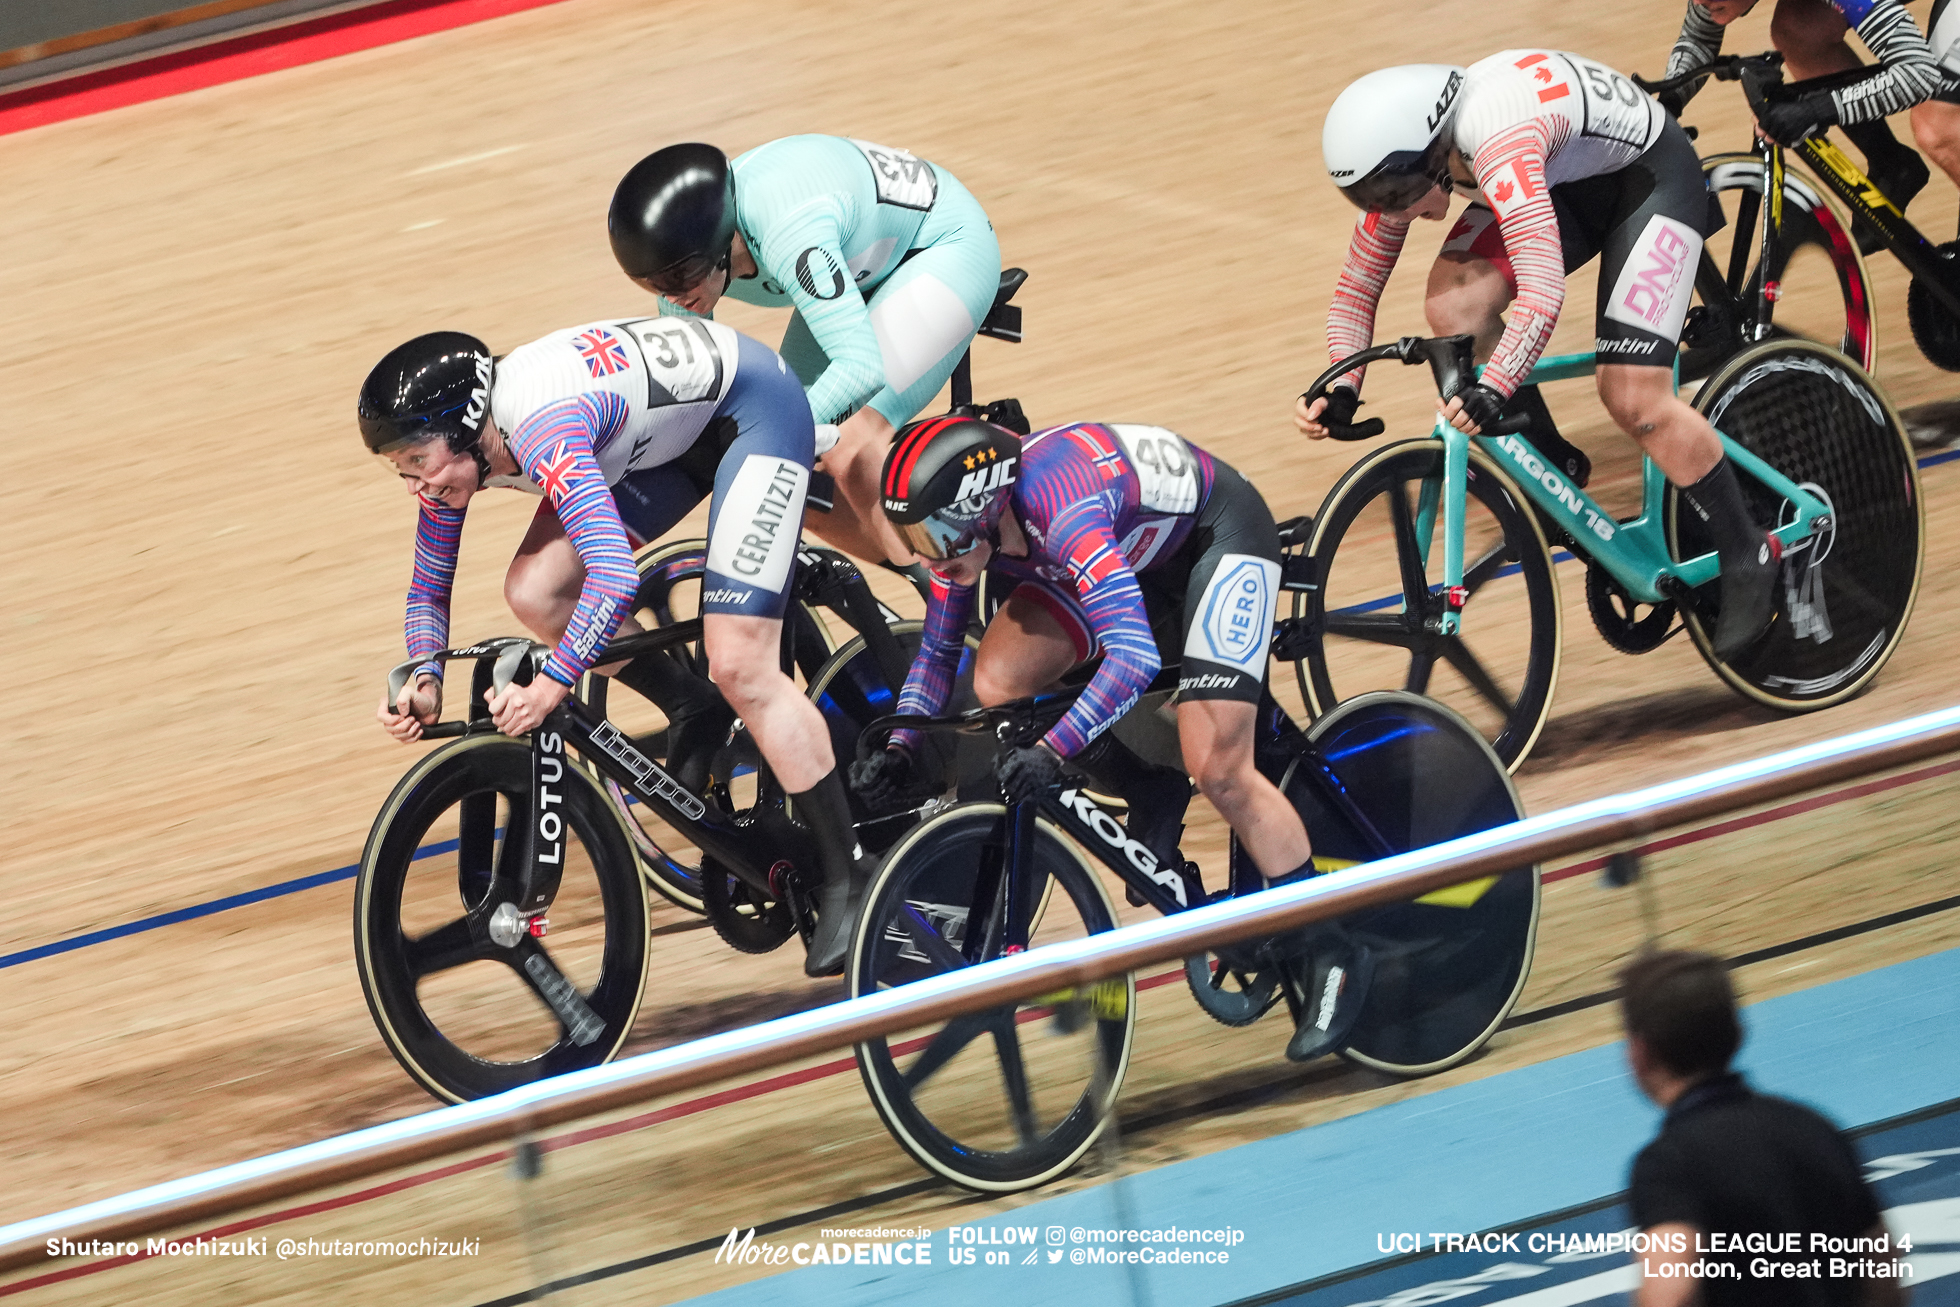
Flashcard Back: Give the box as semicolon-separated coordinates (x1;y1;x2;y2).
462;352;493;431
953;455;1016;502
1496;435;1616;542
1425;70;1464;132
533;730;566;869
1057;788;1188;907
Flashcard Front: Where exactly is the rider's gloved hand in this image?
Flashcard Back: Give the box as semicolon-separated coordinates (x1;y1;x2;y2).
1657;87;1690;120
848;746;914;810
1757;91;1837;147
1294;385;1358;439
995;742;1067;803
1441;383;1507;436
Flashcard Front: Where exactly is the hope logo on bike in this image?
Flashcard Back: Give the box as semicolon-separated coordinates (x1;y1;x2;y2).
1193;555;1279;671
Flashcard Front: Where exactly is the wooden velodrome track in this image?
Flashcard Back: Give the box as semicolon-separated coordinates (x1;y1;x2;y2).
3;0;1960;1300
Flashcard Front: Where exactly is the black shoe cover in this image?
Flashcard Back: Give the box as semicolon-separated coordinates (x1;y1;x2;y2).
1283;930;1375;1062
1711;535;1781;661
804;855;874;977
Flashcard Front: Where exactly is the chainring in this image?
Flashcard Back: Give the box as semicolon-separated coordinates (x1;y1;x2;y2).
699;857;795;954
1585;563;1678;654
1183;950;1282;1027
1908;241;1960;372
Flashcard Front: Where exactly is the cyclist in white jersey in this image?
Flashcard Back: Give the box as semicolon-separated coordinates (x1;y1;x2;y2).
1299;50;1783;659
362;319;876;976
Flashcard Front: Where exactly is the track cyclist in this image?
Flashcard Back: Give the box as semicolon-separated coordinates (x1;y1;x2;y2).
361;320;874;976
850;415;1373;1062
608;138;1002;565
1661;0;1949;248
1297;51;1783;660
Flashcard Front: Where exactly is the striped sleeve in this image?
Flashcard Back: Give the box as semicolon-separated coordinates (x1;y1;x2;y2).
505;393;641;687
1835;1;1942;122
1663;3;1727;109
405;494;466;679
890;572;976;755
1326;211;1411;393
1470;121;1563;398
1039;503;1159;758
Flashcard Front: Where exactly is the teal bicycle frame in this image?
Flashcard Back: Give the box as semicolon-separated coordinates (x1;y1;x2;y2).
1420;350;1830;636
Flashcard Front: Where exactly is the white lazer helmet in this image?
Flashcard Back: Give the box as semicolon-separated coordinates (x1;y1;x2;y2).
1323;64;1467;212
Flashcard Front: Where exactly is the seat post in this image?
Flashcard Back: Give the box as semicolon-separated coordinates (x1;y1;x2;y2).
949;348;974;413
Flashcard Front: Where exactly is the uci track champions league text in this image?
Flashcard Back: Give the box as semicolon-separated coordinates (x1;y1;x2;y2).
715;1221;1248;1273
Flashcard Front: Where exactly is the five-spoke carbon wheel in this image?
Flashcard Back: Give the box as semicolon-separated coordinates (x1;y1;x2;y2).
1296;439;1561;771
1674;339;1921;709
850;805;1130;1191
355;734;648;1102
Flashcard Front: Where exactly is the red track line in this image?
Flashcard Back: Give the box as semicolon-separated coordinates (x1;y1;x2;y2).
0;0;574;138
10;758;1954;1293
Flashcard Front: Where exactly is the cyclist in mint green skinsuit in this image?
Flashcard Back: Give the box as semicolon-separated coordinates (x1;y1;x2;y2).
609;137;1003;564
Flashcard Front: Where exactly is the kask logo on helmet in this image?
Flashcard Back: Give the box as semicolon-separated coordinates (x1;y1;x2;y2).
462;353;492;432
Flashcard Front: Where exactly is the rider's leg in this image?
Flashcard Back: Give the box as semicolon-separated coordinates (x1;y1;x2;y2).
1911;100;1960;204
1428;225;1589;485
700;614;831;790
1175;698;1308;878
1597;363;1779;656
1773;0;1929;237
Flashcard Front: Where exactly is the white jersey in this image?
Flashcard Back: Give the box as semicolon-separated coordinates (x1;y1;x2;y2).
1454;50;1665;189
487;316;743;491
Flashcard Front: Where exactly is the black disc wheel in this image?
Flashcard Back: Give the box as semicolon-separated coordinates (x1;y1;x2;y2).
1907;241;1960;371
1672;339;1921;709
1281;691;1538;1075
1296;439;1560;771
355;735;649;1102
1684;153;1875;382
850;805;1129;1192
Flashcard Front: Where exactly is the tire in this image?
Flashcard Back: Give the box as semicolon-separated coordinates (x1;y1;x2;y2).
1673;339;1922;709
1295;439;1561;772
849;805;1131;1192
1685;153;1875;381
354;734;649;1103
1287;692;1538;1076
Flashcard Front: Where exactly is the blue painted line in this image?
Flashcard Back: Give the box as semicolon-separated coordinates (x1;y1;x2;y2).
4;446;1953;972
0;835;468;971
680;946;1960;1306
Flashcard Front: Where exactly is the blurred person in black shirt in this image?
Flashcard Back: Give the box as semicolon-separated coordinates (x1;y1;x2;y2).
1622;950;1908;1307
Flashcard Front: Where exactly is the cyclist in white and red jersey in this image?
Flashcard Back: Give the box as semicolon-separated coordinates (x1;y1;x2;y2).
1663;0;1945;250
1297;52;1781;659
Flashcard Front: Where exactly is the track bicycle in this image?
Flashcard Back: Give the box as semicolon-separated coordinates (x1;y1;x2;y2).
846;678;1538;1191
1640;52;1960;375
354;551;975;1102
584;268;1033;907
1294;334;1921;768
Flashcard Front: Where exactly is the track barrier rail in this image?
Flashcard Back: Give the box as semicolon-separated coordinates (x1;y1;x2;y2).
5;702;1960;1274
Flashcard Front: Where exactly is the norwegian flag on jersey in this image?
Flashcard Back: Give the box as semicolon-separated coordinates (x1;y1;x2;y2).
1067;425;1126;481
574;327;631;379
535;441;582;499
1065;534;1125;592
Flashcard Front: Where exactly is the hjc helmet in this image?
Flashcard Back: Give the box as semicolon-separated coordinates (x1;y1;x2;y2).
880;416;1022;561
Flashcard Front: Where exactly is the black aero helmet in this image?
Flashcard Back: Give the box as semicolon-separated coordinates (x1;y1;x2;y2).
609;143;738;294
358;331;495;474
880;416;1022;561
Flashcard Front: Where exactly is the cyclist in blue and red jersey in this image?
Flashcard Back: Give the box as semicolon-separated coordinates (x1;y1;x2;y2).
359;319;874;976
1661;0;1950;249
851;416;1370;1063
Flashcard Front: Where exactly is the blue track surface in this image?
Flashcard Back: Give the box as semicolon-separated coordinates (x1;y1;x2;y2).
684;946;1960;1305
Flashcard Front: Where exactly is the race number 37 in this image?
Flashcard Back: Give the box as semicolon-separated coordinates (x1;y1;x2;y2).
849;139;938;211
